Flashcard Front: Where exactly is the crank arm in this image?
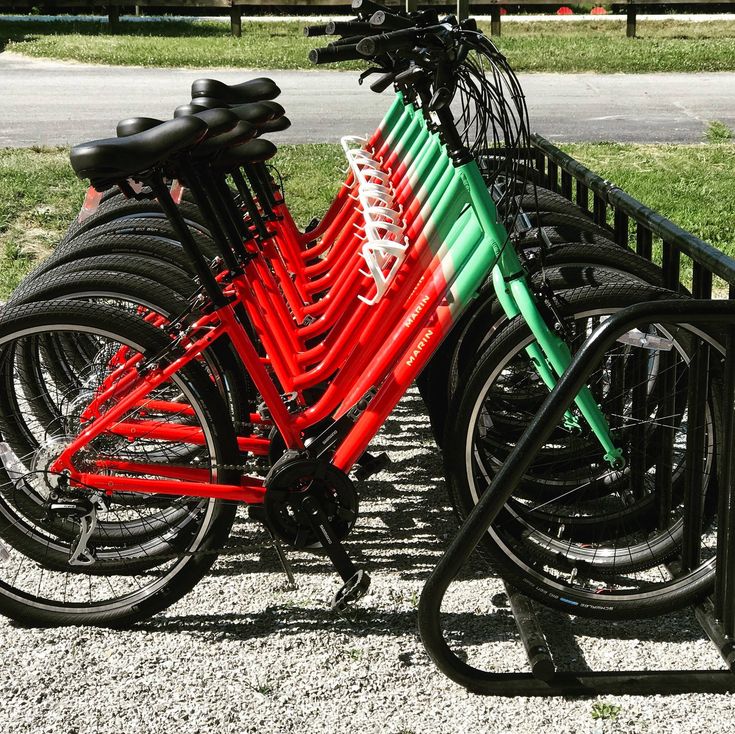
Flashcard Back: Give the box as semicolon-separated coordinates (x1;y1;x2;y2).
300;495;371;611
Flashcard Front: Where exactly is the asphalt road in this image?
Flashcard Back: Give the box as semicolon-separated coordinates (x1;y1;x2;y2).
2;51;735;146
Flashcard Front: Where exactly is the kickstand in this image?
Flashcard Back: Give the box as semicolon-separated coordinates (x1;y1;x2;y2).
266;529;298;590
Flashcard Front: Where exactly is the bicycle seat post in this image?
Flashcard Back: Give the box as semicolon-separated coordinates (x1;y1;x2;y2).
229;168;272;240
146;170;229;308
175;157;242;273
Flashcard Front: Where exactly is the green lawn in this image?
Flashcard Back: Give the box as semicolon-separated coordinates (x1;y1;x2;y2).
566;142;735;258
2;17;735;72
1;142;733;297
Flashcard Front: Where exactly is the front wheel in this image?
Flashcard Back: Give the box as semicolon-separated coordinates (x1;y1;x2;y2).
444;283;723;619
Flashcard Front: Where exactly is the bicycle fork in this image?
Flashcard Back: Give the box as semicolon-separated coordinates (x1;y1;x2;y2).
464;164;625;469
492;264;625;468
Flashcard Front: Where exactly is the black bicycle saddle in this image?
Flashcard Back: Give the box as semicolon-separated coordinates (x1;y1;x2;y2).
191;77;281;103
71;116;208;187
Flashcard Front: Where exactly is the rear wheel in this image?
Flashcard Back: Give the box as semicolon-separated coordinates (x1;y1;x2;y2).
0;301;239;626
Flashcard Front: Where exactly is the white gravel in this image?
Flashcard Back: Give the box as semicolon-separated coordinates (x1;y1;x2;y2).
1;389;733;733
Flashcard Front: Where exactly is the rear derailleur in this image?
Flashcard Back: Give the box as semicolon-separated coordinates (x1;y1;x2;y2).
45;484;109;567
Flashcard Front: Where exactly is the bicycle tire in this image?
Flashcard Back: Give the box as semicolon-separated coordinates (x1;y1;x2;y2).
63;192;210;247
10;254;195;302
62;215;219;260
28;234;200;281
444;283;723;619
0;300;240;627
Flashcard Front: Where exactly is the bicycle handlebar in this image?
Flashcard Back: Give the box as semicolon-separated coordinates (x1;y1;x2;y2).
351;0;389;15
368;10;415;30
331;33;371;47
309;43;363;64
325;20;374;36
356;25;445;57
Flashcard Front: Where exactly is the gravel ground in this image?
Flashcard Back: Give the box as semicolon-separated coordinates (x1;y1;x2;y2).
1;389;733;734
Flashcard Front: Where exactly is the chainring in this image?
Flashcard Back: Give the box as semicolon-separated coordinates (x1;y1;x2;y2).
263;453;358;550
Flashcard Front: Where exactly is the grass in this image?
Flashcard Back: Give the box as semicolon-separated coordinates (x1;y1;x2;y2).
0;147;84;297
1;142;733;298
590;701;621;721
565;141;735;260
706;120;734;143
2;17;735;72
486;19;735;73
0;17;323;69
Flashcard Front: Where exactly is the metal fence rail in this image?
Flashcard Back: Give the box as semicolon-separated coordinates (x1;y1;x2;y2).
531;134;735;294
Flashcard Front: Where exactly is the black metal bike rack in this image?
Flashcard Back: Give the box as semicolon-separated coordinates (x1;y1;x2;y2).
418;135;735;696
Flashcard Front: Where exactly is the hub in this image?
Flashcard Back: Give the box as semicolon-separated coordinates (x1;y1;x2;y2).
29;436;75;494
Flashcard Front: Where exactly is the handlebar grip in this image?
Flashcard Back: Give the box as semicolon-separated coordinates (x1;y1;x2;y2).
309;44;363;64
303;25;328;37
356;29;421;57
331;34;368;46
325;20;374;36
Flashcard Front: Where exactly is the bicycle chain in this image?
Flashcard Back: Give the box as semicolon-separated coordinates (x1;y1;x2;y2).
88;460;277;564
0;462;287;565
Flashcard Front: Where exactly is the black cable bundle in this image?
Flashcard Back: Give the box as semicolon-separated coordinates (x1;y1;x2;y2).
452;34;534;232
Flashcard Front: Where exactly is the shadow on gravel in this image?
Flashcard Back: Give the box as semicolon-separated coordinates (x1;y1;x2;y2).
135;389;712;662
138;605;520;647
211;392;474;581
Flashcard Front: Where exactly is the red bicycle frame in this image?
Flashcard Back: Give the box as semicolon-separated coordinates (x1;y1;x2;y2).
51;95;509;506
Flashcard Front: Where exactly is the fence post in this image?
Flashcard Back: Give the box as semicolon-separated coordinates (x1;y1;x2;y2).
406;0;418;11
626;2;637;38
108;5;120;33
457;0;470;22
489;5;501;35
231;5;242;38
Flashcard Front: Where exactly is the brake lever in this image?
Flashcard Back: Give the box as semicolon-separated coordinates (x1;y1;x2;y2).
370;72;396;93
429;52;457;110
358;66;388;85
456;41;471;65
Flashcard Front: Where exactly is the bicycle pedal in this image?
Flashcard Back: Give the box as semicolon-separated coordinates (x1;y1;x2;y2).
331;569;371;613
353;451;391;481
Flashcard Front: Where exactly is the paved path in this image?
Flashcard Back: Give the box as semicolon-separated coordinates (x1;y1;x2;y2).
2;52;734;146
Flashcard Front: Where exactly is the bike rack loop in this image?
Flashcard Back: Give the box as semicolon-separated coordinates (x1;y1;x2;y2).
418;300;735;696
